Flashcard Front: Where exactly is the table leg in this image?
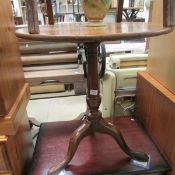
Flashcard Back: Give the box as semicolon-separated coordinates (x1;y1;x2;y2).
48;42;149;175
48;119;92;175
97;118;149;161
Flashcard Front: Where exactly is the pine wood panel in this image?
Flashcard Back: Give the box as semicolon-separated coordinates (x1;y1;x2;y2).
0;0;25;117
135;72;175;175
147;0;175;94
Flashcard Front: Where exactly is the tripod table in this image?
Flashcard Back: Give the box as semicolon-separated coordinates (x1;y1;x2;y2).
16;22;172;175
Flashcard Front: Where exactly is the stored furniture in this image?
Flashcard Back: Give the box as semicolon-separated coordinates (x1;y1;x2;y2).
18;39;84;95
0;1;33;174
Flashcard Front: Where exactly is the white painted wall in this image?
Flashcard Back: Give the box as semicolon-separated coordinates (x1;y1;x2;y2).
13;0;22;16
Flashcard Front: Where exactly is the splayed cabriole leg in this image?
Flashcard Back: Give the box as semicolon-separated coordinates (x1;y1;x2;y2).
48;120;92;175
97;118;149;162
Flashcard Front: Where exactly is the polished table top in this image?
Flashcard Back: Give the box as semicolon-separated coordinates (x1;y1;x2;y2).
16;22;172;43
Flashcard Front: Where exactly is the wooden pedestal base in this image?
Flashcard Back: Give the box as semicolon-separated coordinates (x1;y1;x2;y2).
29;117;170;175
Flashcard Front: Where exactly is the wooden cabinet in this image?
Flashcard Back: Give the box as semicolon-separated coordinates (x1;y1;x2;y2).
0;1;33;174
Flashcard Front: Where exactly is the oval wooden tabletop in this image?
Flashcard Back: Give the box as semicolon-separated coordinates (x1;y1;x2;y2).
16;22;173;43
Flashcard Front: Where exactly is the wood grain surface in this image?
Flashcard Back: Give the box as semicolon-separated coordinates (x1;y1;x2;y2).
0;84;30;135
147;0;175;94
16;22;172;43
0;0;25;116
0;1;33;175
29;117;170;175
135;72;175;175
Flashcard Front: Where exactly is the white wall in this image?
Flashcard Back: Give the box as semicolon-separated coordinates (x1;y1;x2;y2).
13;0;22;16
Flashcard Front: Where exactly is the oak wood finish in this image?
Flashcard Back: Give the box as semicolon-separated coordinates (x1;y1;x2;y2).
0;0;25;117
26;0;39;34
147;0;175;94
135;72;175;175
30;117;170;175
16;23;172;43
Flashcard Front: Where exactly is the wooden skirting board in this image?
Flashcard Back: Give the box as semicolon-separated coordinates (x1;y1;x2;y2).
135;72;175;175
